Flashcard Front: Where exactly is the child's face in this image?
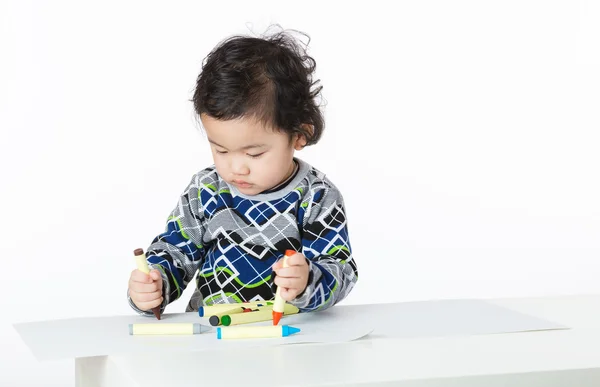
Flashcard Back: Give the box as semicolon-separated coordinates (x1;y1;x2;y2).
201;114;305;196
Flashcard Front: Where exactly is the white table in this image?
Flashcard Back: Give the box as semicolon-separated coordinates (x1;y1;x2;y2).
75;295;600;386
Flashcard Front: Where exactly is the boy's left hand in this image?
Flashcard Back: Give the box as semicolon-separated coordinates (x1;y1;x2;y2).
272;252;309;302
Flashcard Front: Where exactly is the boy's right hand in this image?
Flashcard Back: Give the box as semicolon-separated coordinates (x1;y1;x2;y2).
128;269;163;312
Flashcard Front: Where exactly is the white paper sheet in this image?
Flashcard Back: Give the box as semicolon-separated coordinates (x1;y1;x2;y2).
13;310;372;361
308;299;568;338
14;299;567;361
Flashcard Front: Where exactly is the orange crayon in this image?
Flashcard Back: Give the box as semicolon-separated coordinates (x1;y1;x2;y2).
272;249;295;325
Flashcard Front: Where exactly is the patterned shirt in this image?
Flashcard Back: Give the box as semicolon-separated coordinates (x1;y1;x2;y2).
129;158;358;315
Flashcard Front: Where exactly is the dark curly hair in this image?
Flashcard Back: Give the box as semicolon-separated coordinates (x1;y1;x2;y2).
192;29;324;146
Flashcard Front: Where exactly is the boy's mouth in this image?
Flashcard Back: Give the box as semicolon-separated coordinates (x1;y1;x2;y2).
232;180;252;188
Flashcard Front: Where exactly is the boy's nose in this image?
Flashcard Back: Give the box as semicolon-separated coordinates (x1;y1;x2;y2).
231;159;250;175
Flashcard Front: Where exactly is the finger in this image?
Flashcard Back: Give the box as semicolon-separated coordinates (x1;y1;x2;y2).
129;278;160;293
275;266;303;279
149;269;162;282
130;269;153;284
129;280;156;294
286;253;308;267
280;287;300;302
132;290;163;303
134;297;164;311
274;276;300;290
271;260;283;271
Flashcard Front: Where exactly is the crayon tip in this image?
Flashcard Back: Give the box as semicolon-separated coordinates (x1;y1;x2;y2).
198;307;204;317
282;325;301;337
152;307;161;320
209;315;220;326
272;311;283;326
221;315;232;326
285;250;295;256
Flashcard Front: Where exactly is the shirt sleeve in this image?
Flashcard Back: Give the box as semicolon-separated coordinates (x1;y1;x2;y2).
290;182;358;312
128;173;209;316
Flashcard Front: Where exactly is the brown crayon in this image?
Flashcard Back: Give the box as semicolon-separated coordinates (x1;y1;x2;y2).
133;248;161;320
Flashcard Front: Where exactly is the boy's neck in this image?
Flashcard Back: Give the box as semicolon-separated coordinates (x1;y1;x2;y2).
260;159;298;194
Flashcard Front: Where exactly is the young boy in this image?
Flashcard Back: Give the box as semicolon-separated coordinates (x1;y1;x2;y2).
127;30;358;317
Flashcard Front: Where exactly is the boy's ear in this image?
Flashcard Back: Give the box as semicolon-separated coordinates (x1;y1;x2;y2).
293;135;307;150
293;124;313;150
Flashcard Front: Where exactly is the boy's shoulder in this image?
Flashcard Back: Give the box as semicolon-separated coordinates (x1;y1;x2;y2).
299;160;344;199
188;165;221;187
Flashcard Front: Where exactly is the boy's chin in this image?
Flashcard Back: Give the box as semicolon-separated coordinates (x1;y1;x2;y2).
235;185;262;196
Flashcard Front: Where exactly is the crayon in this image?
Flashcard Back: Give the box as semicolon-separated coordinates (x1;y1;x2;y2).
133;248;161;320
128;323;208;335
257;303;299;315
221;303;299;326
272;250;295;325
198;301;273;317
217;325;301;339
208;307;257;326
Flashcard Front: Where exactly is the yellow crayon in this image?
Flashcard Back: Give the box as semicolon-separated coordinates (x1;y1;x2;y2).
221;303;299;326
198;301;273;317
128;323;208;335
208;306;255;326
257;303;299;315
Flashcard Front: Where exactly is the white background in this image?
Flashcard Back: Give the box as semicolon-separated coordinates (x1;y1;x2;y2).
1;0;599;385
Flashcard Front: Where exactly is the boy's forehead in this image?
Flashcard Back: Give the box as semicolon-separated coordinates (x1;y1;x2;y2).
201;114;281;147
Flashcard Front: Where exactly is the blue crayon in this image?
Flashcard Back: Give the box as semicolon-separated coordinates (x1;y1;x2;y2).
217;325;301;339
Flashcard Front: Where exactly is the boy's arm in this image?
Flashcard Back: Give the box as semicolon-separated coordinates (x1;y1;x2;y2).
128;175;208;316
290;183;358;312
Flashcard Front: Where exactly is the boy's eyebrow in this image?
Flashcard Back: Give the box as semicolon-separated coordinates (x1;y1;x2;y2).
208;138;267;150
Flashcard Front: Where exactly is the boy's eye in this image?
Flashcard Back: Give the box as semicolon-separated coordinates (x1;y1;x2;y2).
247;152;264;159
215;149;228;154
